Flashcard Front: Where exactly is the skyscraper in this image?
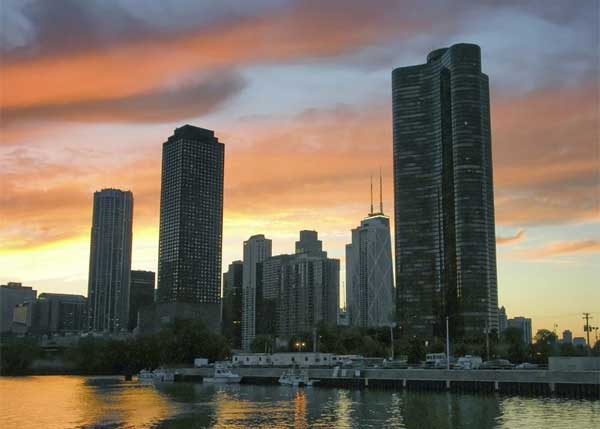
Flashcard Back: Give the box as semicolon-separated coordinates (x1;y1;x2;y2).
507;317;532;345
392;43;498;339
157;125;224;306
128;270;155;331
87;189;133;332
222;260;243;348
346;176;395;328
242;234;272;350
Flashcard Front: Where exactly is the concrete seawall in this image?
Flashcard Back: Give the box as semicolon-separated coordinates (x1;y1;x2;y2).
173;367;600;399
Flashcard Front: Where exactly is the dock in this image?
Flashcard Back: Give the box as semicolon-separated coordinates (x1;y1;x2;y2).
171;367;600;399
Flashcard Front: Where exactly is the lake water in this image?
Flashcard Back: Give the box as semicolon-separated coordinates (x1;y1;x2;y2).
0;376;598;428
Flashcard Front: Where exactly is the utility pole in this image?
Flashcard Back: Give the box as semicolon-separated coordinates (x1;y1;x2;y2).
390;323;395;361
583;313;592;349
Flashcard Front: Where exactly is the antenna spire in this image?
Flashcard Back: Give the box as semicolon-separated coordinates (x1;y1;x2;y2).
370;174;374;215
379;167;383;214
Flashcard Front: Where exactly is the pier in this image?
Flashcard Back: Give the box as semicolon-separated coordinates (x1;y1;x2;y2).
172;367;600;399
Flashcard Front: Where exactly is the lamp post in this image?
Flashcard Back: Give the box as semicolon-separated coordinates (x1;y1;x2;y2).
446;316;450;370
390;322;397;361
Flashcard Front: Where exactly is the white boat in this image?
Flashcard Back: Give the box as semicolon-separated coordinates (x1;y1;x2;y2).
204;365;242;384
278;368;317;387
152;368;175;382
137;369;154;381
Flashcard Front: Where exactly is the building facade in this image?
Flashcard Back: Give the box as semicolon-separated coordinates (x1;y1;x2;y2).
507;317;532;345
0;282;37;333
242;234;272;350
23;293;88;334
157;125;224;306
222;260;243;349
392;43;498;339
129;270;155;331
87;189;133;332
346;198;395;328
277;231;339;339
498;306;508;333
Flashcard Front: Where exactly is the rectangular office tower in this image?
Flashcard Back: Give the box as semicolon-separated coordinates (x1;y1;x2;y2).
157;125;224;308
87;189;133;332
222;260;243;349
129;270;155;331
392;43;498;339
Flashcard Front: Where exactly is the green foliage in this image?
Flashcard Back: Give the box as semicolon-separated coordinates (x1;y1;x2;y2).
531;329;559;364
0;335;42;375
250;335;273;353
64;319;231;374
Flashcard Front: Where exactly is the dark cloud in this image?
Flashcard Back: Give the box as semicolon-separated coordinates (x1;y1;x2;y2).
1;71;246;125
1;0;290;60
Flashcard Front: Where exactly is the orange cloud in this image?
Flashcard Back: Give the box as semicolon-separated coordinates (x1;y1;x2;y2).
0;3;412;118
523;240;600;259
497;229;526;245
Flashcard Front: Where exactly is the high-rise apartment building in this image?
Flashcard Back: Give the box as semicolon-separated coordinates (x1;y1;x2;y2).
128;270;155;331
346;180;395;328
276;231;339;338
242;234;272;350
562;329;573;345
222;261;244;348
87;189;133;332
157;125;224;306
392;43;498;339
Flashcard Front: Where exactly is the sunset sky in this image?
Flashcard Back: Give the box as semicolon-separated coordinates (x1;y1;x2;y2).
1;0;598;339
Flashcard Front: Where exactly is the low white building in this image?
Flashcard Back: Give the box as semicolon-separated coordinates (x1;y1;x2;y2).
232;353;272;366
271;352;338;367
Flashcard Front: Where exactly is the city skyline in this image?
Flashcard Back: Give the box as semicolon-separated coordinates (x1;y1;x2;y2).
1;1;598;339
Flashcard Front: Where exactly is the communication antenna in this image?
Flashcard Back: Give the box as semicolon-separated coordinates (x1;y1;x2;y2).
379;167;383;214
370;174;374;215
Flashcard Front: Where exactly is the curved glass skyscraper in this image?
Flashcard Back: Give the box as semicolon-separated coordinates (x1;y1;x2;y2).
392;43;498;339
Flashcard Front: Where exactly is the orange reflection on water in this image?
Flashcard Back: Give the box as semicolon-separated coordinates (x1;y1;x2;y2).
293;390;308;429
0;376;175;429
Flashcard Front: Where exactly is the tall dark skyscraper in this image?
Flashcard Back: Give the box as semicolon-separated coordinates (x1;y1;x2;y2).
129;270;155;331
157;125;224;306
87;189;133;332
222;260;243;348
392;43;498;339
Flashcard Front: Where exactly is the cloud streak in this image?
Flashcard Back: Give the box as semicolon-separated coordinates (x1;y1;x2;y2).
497;229;526;245
523;240;600;259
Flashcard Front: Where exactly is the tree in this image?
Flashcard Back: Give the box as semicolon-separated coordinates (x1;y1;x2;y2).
498;327;528;363
0;335;42;375
250;335;273;353
531;329;558;364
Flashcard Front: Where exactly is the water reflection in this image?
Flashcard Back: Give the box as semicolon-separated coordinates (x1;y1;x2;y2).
1;377;599;429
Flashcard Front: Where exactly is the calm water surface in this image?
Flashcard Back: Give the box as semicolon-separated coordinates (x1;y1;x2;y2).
0;376;598;428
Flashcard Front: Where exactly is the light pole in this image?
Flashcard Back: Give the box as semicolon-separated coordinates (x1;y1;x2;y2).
390;322;397;361
446;316;450;370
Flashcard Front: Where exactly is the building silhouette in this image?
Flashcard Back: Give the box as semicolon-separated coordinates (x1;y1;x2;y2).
0;282;37;333
507;316;532;345
128;270;155;331
242;234;272;350
15;293;87;335
498;306;508;333
273;231;339;339
87;189;133;332
392;43;498;339
157;125;224;307
222;260;244;349
562;329;573;345
346;175;395;328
